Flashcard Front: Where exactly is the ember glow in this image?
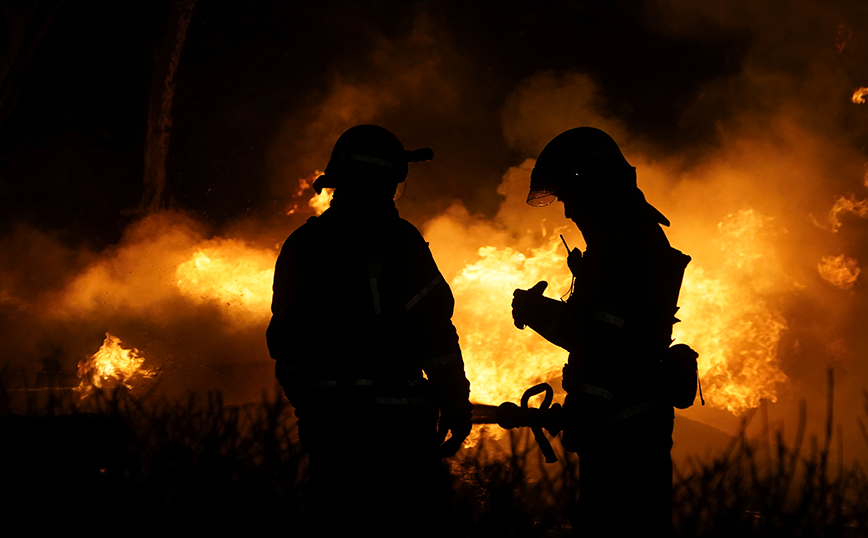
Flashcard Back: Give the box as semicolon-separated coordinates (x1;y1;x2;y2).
309;186;334;215
77;333;154;395
829;194;868;232
450;239;572;405
175;240;275;325
444;204;791;414
672;210;790;414
286;171;332;216
31;153;824;418
818;254;861;290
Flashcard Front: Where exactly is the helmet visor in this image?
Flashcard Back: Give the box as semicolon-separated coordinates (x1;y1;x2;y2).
527;187;556;207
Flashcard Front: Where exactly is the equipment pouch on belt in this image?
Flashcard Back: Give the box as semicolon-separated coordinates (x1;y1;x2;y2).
663;343;699;409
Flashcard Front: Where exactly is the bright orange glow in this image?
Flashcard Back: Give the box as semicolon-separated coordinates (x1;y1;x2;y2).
818;254;860;289
852;87;868;104
672;209;788;414
61;170;793;416
309;187;334;215
451;239;572;406
829;194;868;232
77;333;154;395
286;170;332;216
175;240;275;324
836;24;852;54
443;204;790;415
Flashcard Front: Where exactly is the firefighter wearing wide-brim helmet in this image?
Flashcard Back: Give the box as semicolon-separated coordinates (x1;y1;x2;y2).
268;124;470;536
512;127;694;536
312;124;433;197
527;127;669;229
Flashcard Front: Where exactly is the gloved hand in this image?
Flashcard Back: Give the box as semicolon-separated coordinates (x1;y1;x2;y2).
438;406;472;457
512;281;548;329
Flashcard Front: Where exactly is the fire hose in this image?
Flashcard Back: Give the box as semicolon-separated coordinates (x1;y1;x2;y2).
471;382;563;463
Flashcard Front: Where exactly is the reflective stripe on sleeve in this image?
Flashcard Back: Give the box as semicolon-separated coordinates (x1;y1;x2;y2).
610;401;656;423
275;361;301;375
347;153;394;168
575;382;615;401
369;263;381;314
376;397;430;406
313;380;337;389
405;275;442;311
370;278;381;313
310;378;422;389
595;311;625;328
312;379;375;389
421;351;462;369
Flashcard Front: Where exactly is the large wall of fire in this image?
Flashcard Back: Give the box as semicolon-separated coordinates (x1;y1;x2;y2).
3;1;868;457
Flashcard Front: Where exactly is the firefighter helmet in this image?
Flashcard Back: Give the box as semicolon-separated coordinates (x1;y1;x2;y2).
313;125;433;194
528;127;669;225
528;127;635;207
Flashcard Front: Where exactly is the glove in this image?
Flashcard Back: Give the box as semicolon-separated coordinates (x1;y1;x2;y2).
512;281;548;329
438;405;472;457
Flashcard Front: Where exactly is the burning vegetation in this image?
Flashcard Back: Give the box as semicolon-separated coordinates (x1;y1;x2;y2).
58;167;800;419
818;254;861;290
174;240;275;325
5;1;868;535
4;0;868;493
31;142;868;424
77;333;154;395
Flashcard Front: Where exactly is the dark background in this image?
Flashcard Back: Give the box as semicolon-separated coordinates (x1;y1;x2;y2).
0;0;768;243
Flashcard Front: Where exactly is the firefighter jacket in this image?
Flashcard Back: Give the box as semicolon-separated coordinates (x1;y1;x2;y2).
522;221;690;424
266;195;471;425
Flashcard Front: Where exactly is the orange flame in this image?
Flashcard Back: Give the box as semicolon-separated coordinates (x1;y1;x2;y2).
77;333;154;395
672;209;789;414
309;186;334;216
836;24;852;54
829;194;868;231
286;170;332;216
447;208;790;415
818;254;860;289
161;186;791;416
852;87;868;104
451;239;572;405
175;239;275;324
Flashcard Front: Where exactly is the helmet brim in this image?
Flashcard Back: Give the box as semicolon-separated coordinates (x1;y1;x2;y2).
527;188;556;207
312;173;334;194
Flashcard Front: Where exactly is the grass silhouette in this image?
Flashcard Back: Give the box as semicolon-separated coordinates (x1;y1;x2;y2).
0;369;865;536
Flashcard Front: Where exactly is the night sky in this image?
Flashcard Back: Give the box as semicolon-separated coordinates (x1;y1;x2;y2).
0;0;772;241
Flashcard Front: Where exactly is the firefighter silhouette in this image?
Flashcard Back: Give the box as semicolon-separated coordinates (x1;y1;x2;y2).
512;127;695;536
267;125;472;536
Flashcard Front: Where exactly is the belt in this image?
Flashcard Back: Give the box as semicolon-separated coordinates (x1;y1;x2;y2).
311;378;426;389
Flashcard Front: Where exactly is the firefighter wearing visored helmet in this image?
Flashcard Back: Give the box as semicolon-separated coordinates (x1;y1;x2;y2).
267;125;471;537
512;127;696;537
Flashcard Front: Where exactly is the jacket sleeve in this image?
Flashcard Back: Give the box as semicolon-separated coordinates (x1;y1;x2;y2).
266;232;312;413
400;227;471;416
